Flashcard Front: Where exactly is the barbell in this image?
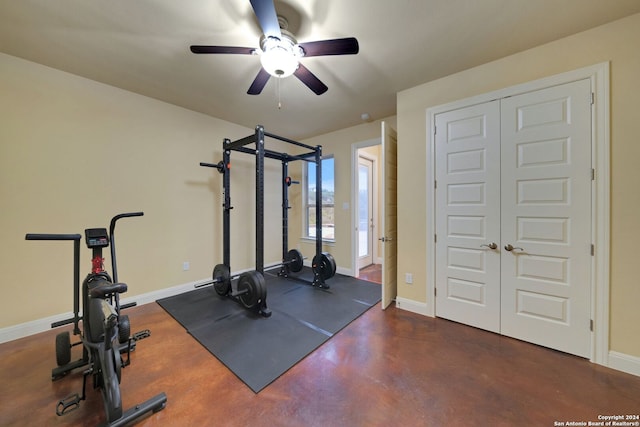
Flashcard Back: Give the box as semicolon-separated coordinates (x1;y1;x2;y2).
207;264;267;311
209;249;304;296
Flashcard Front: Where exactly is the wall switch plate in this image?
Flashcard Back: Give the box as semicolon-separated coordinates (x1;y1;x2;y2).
183;261;190;271
405;273;413;284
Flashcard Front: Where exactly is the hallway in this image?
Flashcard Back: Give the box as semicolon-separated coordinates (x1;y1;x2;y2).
359;263;382;284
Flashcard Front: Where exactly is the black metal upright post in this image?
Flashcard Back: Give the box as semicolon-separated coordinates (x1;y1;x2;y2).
222;141;232;269
282;159;289;259
315;145;323;264
255;126;265;275
73;238;81;335
279;159;291;277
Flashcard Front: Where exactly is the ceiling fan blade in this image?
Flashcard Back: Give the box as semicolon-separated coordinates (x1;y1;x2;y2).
298;37;359;57
249;0;282;39
190;46;255;55
293;64;328;95
247;68;271;95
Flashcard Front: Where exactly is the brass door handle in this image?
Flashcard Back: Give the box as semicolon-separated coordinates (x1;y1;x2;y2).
504;244;524;252
480;243;498;250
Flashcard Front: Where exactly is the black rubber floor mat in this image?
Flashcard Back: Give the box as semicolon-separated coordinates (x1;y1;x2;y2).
157;269;380;392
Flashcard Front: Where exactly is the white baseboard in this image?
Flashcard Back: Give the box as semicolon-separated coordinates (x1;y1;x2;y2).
0;262;350;344
336;266;351;277
0;311;77;344
0;277;209;344
119;278;207;307
608;351;640;377
395;297;432;317
302;260;351;278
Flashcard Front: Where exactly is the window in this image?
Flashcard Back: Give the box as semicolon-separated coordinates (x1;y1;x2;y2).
304;156;335;240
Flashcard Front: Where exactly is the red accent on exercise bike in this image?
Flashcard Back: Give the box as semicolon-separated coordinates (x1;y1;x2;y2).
91;256;104;274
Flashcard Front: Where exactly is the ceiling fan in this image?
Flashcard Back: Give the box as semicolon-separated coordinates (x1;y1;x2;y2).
190;0;359;95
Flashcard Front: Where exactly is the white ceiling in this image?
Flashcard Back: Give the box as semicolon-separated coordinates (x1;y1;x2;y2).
2;0;639;140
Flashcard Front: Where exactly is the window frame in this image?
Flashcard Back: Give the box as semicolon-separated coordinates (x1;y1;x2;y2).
303;155;335;242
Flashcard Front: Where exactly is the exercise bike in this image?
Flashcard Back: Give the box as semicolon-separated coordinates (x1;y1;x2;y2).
26;212;167;426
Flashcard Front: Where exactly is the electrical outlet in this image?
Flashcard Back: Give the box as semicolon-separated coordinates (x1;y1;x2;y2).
183;261;190;271
405;273;413;284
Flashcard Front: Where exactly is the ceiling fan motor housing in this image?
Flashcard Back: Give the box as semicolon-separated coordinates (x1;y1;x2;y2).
259;30;302;77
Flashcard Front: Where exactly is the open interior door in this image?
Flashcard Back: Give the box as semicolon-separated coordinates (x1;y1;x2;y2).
380;121;398;309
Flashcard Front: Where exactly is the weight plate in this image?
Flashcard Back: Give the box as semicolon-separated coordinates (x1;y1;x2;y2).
312;252;337;281
286;249;304;273
326;252;337;278
213;264;231;296
237;271;266;310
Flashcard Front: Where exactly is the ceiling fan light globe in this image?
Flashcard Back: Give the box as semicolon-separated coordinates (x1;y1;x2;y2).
260;46;299;78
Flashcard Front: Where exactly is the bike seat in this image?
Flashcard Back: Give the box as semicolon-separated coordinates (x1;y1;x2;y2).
89;283;128;299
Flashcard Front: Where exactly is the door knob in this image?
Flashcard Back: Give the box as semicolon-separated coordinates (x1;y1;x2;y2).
504;244;524;252
480;243;498;250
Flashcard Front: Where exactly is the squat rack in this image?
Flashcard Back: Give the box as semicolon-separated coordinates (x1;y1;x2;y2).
199;125;336;316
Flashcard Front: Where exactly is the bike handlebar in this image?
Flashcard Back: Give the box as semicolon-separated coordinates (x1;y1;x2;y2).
108;212;143;285
109;212;144;237
25;233;82;241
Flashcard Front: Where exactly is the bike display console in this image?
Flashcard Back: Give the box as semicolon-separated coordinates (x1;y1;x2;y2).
85;228;109;248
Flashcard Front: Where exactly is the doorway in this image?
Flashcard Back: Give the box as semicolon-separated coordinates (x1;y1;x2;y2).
352;139;381;281
358;155;375;269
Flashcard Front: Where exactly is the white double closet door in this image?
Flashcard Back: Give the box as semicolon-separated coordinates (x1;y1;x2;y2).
435;79;592;358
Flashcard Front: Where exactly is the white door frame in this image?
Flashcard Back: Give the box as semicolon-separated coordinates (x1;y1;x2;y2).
425;62;610;365
351;137;381;277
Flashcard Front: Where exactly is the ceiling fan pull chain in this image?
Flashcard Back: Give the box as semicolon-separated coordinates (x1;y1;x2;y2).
277;77;282;109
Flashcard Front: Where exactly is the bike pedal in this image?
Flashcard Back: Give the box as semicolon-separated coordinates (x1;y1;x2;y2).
56;393;81;416
132;329;151;341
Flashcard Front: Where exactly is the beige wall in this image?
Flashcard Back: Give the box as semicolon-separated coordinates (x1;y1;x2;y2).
396;13;640;357
0;53;284;328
